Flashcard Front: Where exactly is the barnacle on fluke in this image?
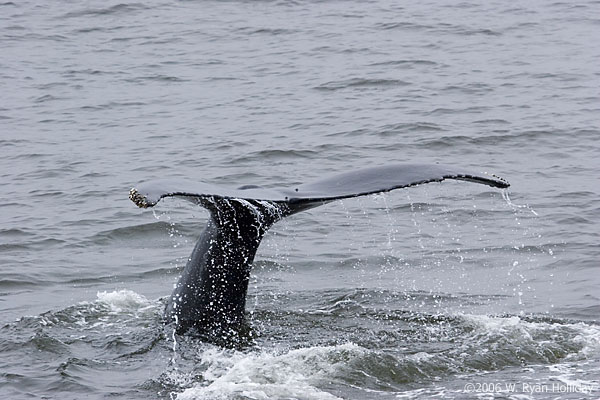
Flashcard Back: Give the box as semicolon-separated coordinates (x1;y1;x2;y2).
490;173;509;186
129;188;151;208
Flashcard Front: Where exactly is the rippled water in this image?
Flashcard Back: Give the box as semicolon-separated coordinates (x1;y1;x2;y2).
1;0;599;399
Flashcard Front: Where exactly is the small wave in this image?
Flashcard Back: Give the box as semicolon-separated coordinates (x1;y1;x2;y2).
375;122;445;136
96;289;153;314
297;288;506;319
441;82;494;95
0;237;66;251
124;75;188;83
91;221;175;243
426;106;489;116
2;33;68;42
73;26;108;34
20;290;162;330
231;149;318;163
61;68;122;77
0;227;33;239
369;59;439;67
61;3;149;18
375;21;432;31
0;277;44;289
235;27;297;35
33;94;60;103
472;118;511;125
414;128;583;150
459;314;600;363
454;27;501;36
78;101;146;111
315;78;411;91
376;21;501;36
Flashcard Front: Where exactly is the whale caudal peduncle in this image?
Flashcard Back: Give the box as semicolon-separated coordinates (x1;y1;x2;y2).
163;198;287;339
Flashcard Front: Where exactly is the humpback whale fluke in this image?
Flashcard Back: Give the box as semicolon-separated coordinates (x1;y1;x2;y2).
129;164;509;341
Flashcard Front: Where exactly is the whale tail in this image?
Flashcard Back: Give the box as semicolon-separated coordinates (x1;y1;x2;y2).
130;163;508;213
129;164;509;341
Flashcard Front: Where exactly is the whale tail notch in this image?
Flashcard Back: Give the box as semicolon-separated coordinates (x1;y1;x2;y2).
129;164;509;341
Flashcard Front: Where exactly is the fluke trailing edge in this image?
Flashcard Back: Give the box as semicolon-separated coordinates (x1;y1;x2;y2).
129;164;509;340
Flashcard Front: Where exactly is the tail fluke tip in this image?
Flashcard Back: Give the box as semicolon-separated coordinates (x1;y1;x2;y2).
488;172;510;188
129;188;153;208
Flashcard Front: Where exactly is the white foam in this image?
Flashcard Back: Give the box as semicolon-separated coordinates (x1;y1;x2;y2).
463;314;531;335
460;314;600;358
96;289;153;313
569;322;600;358
169;315;600;399
174;343;364;400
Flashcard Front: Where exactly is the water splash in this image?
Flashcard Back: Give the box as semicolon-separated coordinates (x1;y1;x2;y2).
502;189;538;216
175;343;360;400
151;205;189;243
372;192;398;248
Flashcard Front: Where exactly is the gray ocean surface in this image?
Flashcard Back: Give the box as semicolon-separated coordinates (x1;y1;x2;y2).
1;0;599;399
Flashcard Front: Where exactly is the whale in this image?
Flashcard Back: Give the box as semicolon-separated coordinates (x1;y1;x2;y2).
129;163;509;343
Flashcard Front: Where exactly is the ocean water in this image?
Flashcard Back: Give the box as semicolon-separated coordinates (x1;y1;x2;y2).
1;0;599;399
